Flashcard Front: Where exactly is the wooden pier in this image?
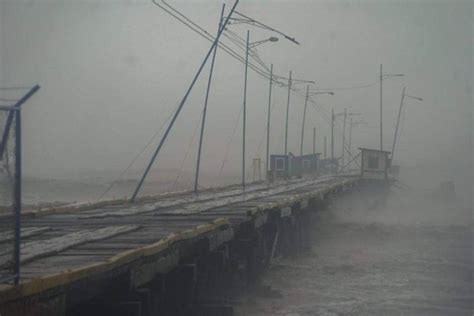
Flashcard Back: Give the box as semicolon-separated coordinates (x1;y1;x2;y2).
0;176;362;316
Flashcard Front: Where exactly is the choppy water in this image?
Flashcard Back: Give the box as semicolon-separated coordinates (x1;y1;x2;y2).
235;190;473;316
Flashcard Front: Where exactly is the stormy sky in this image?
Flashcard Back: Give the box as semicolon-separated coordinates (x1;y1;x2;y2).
0;0;472;196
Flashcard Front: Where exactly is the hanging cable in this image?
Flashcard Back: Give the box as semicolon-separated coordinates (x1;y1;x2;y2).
218;103;243;179
171;109;203;191
96;105;177;201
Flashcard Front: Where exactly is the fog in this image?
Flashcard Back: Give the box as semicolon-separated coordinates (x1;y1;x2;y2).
0;0;472;204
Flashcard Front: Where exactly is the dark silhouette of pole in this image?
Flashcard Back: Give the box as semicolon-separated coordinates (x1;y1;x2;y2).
380;63;383;151
324;136;327;159
284;70;292;157
194;4;225;194
0;85;40;159
331;108;334;160
341;108;347;168
392;87;405;163
265;64;273;181
312;127;316;154
131;0;239;202
13;108;21;284
299;85;309;156
0;85;39;285
349;117;353;154
242;30;249;190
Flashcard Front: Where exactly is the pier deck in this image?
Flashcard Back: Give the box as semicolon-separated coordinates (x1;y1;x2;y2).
0;175;358;314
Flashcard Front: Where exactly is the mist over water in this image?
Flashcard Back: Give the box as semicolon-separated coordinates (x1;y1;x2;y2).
235;170;473;316
0;0;472;313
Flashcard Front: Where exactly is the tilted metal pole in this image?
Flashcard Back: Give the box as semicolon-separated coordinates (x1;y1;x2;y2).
300;85;309;156
341;108;346;169
131;0;239;202
349;117;353;154
13;109;21;284
194;4;225;194
284;70;292;157
265;64;273;181
331;108;334;160
242;30;249;190
380;63;383;151
391;87;405;163
324;136;327;159
0;85;40;159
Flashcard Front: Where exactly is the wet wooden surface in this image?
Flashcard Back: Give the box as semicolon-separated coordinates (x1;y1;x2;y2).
0;176;356;301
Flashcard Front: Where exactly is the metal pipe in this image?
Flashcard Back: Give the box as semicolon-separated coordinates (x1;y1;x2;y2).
131;0;239;202
13;108;21;284
242;29;249;190
300;85;309;156
341;108;346;169
380;64;383;151
324;136;327;159
0;85;40;160
284;70;292;157
331;108;334;160
194;4;225;194
265;64;273;181
391;87;405;163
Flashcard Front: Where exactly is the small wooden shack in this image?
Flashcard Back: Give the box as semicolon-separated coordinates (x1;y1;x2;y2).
269;153;320;179
269;154;290;179
359;147;391;180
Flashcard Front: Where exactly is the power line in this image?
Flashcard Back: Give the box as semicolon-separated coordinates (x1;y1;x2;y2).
311;80;378;91
96;104;177;201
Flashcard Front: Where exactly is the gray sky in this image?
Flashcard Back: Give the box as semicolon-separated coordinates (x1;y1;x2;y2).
0;0;472;193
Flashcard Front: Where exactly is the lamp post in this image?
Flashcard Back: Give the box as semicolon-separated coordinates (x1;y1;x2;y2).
379;64;404;151
130;1;239;202
194;4;226;194
391;87;422;163
300;90;334;156
284;74;314;158
243;33;279;190
265;64;273;182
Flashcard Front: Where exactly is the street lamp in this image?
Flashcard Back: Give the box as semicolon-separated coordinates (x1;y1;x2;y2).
284;74;314;159
391;87;422;163
226;13;298;187
300;89;334;155
243;33;280;190
249;36;279;48
379;64;404;151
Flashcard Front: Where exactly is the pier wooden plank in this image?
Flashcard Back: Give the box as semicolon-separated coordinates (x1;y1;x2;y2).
0;227;51;243
0;225;140;268
0;176;359;306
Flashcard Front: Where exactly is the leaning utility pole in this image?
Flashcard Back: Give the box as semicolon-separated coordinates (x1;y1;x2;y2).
331;108;334;161
131;0;239;202
392;87;405;163
341;108;347;167
265;64;273;181
300;85;309;156
391;87;422;163
284;70;292;157
324;136;327;159
379;64;403;152
379;64;383;151
242;29;250;190
194;4;226;194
